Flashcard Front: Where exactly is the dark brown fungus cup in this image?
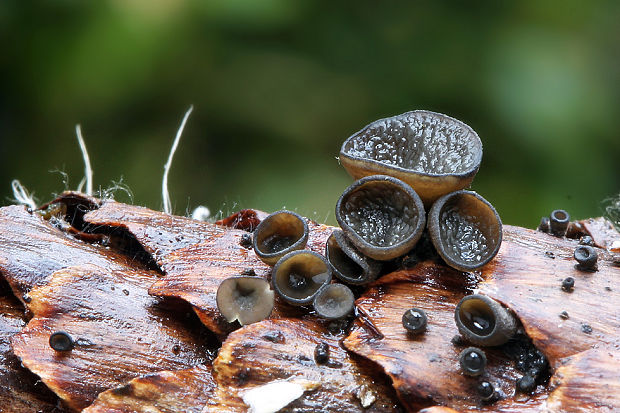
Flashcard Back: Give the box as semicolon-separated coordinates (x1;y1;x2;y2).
272;250;332;306
325;229;382;285
459;347;487;376
253;210;309;266
335;175;426;261
339;110;483;206
216;276;275;326
313;283;355;319
455;294;517;347
428;190;502;272
549;209;570;237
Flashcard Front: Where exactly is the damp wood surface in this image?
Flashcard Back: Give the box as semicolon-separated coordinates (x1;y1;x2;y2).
0;193;619;413
0;292;69;412
10;264;214;411
209;318;403;412
83;364;216;413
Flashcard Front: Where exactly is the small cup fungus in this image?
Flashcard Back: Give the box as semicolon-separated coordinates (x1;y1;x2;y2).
455;294;517;347
336;175;426;261
312;283;355;319
428;190;502;272
49;331;75;352
325;229;382;285
216;276;275;326
459;347;487;376
272;250;332;306
253;210;309;266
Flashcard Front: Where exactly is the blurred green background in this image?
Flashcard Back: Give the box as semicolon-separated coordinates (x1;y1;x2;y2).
1;1;618;227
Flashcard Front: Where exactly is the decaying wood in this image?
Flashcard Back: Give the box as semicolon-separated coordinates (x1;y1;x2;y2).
83;364;216;413
342;267;548;412
10;264;214;411
545;347;620;412
0;205;144;306
479;225;619;365
1;292;69;412
209;318;403;412
1;192;619;412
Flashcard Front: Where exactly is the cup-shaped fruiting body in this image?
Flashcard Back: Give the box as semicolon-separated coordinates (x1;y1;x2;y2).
549;209;570;237
459;347;487;376
574;245;598;270
455;294;517;346
325;229;382;285
253;210;309;266
49;331;74;352
339;110;483;206
216;276;274;326
272;250;332;306
313;283;355;319
335;175;426;261
428;190;502;272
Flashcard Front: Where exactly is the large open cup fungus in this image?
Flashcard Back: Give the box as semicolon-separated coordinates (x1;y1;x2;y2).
313;283;355;319
455;294;517;347
272;250;332;306
216;276;275;326
253;210;309;266
339;110;483;205
428;190;502;272
325;229;382;285
336;175;426;261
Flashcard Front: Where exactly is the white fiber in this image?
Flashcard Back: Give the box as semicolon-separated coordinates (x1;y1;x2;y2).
75;124;93;196
11;180;37;210
162;105;194;215
191;205;211;221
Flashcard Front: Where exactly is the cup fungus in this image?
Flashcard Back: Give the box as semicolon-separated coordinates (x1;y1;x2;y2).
325;229;382;285
428;190;502;272
339;110;483;205
459;347;487;376
49;331;74;352
574;245;598;270
335;175;426;261
313;283;355;319
253;210;309;266
216;276;275;326
455;294;517;347
549;209;570;237
272;250;332;306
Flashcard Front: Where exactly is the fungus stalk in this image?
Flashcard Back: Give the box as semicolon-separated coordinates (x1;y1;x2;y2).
162;105;194;215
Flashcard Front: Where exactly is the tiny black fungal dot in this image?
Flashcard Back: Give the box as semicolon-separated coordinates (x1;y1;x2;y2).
239;233;253;249
579;235;594;246
561;277;574;292
581;323;593;334
517;375;536;393
545;251;555;259
451;335;465;346
477;381;495;401
172;344;181;354
459;347;486;376
241;268;256;276
559;311;569;320
605;286;612;292
402;308;427;335
49;331;74;352
122;289;130;296
314;342;330;364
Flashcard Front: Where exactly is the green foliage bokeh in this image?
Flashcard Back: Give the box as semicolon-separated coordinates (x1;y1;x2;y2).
1;1;618;227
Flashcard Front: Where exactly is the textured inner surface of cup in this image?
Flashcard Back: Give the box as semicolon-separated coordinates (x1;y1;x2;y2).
438;193;499;265
275;253;329;300
342;111;481;175
458;297;496;337
256;213;305;255
342;181;419;248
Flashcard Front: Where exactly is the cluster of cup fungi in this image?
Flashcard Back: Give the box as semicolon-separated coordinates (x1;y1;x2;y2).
214;110;546;401
537;209;599;294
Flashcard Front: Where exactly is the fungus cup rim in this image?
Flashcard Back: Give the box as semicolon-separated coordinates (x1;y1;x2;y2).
252;209;309;265
428;190;502;272
271;250;333;306
335;174;426;261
